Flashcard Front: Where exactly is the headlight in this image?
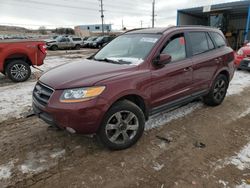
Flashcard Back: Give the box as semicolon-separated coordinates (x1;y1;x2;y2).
60;86;105;103
237;49;244;56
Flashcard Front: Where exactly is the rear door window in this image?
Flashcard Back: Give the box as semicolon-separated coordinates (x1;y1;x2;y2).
161;33;186;62
72;38;82;41
210;32;226;48
189;32;210;55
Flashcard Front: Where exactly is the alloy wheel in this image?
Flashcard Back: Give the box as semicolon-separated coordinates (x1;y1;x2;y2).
105;111;139;145
10;64;29;80
213;79;226;101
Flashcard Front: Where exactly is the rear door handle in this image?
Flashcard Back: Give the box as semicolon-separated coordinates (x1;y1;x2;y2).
183;67;193;72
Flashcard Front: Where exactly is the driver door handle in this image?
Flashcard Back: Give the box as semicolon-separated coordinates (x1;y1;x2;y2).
183;67;193;72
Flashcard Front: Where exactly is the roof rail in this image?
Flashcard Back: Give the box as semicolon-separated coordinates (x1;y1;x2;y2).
175;25;216;29
123;28;147;34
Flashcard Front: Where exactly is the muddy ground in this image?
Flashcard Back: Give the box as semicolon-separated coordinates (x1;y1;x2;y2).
0;83;250;187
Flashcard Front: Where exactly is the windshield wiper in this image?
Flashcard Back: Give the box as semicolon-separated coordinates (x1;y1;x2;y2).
94;58;131;65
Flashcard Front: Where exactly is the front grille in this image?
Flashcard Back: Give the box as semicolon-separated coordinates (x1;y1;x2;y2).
33;82;54;107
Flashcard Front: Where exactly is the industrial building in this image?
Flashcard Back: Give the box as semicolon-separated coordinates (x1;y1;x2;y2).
74;24;112;36
177;0;250;50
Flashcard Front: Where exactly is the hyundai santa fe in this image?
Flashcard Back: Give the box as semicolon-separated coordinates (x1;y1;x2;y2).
33;26;235;150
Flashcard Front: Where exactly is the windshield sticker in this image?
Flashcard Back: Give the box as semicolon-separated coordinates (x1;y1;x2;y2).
140;37;158;43
179;37;185;45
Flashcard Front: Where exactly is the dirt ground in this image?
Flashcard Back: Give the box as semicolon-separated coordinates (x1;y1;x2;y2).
0;82;250;187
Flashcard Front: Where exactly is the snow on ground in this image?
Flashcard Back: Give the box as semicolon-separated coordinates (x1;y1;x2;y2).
236;182;250;188
0;162;14;180
0;82;36;122
238;107;250;119
152;161;164;171
213;142;250;179
145;102;202;130
227;71;250;96
19;149;65;174
225;142;250;170
218;180;229;188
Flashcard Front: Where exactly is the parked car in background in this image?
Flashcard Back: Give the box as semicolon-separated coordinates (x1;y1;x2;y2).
70;36;83;50
82;36;89;41
235;43;250;70
33;26;234;150
89;35;115;48
82;36;98;48
46;36;82;50
0;40;46;82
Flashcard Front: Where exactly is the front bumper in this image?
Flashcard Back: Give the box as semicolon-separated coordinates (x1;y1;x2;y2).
239;58;250;70
32;95;109;134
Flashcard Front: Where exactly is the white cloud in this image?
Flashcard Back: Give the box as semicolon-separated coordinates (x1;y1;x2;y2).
0;0;242;30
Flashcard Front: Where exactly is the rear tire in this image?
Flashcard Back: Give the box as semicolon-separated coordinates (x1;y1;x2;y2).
6;60;31;82
51;45;58;51
203;74;229;106
97;100;145;150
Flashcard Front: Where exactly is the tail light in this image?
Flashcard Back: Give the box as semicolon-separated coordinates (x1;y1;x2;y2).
38;44;47;54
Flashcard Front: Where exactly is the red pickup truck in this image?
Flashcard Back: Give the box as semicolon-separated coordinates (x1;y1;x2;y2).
0;40;47;82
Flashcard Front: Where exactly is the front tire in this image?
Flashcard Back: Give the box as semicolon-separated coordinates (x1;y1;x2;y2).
6;60;31;82
203;74;229;106
97;100;145;150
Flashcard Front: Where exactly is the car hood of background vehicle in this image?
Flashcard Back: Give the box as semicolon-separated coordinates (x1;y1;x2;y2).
39;59;137;89
240;46;250;54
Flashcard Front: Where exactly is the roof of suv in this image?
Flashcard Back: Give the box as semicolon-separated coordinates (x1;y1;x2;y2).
126;26;220;35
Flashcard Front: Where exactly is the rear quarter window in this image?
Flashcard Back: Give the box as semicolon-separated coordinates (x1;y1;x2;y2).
210;32;226;48
72;38;82;41
188;32;210;55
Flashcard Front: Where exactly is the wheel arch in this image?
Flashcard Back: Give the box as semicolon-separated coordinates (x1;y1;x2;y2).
218;70;230;82
108;94;149;121
4;54;31;73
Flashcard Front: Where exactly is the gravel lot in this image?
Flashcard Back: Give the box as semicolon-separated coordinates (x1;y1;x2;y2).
0;50;250;188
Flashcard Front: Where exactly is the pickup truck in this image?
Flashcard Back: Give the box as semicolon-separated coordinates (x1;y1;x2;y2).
46;36;82;50
0;40;47;82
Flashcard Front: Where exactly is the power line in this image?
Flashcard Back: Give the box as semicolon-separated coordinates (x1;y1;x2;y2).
62;0;151;11
8;0;149;16
2;0;154;29
8;0;98;12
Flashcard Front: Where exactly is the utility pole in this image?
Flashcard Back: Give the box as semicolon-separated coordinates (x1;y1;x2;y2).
152;0;155;28
99;0;104;35
140;20;143;28
122;19;124;30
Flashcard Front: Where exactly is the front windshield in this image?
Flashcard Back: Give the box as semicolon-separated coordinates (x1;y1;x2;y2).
94;34;161;65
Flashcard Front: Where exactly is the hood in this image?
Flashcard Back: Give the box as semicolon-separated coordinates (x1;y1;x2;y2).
240;46;250;54
39;59;136;89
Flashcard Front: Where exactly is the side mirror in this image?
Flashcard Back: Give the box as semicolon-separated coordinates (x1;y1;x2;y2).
153;54;171;66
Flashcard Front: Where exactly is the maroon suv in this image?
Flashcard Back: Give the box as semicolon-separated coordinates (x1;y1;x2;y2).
33;26;235;150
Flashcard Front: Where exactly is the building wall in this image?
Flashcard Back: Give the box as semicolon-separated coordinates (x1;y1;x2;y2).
178;12;208;25
74;24;112;37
